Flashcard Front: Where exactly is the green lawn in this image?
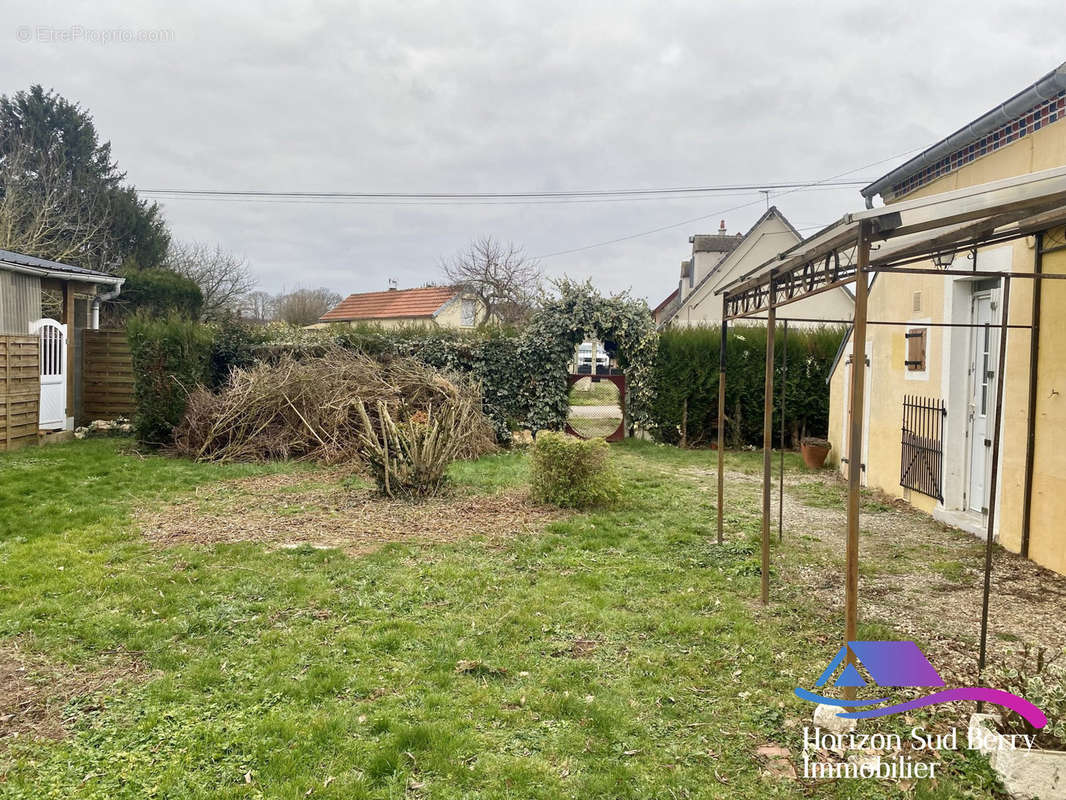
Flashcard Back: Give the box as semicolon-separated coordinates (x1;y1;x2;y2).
566;380;621;406
0;439;1000;799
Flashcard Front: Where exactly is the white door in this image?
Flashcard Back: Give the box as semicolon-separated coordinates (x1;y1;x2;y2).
31;318;67;430
966;293;995;513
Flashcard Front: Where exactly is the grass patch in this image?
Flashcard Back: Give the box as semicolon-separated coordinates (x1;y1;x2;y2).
791;480;896;513
0;438;1001;798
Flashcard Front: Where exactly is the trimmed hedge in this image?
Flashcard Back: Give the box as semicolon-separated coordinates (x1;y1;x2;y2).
650;324;846;448
119;268;204;319
126;314;214;445
530;431;620;507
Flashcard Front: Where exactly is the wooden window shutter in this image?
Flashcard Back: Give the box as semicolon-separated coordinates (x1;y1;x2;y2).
905;328;926;371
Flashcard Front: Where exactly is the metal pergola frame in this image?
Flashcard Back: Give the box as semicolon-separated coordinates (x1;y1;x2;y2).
714;164;1066;695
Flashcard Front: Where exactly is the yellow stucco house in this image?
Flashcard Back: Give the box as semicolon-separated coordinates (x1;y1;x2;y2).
827;62;1066;575
316;285;485;329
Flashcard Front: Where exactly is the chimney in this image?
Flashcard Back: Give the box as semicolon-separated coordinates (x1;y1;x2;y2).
718;220;727;235
388;278;398;291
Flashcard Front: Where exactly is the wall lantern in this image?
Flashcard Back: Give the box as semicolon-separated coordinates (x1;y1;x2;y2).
932;249;956;269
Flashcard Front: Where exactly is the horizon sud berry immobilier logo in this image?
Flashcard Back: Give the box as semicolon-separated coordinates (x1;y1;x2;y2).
792;640;1048;780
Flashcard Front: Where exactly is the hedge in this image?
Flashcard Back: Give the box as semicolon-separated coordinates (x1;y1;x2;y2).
649;324;846;448
126;297;845;452
119;268;204;319
126;313;214;445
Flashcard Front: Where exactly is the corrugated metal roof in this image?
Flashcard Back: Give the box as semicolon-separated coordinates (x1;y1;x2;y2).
320;286;458;322
0;248;117;279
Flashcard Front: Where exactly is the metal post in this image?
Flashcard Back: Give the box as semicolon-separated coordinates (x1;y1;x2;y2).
1021;235;1042;558
779;320;788;542
761;284;776;606
844;223;871;701
978;275;1012;688
717;310;727;545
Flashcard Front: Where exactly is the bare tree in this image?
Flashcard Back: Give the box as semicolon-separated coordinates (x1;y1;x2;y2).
275;287;342;326
241;289;276;323
441;236;541;325
165;241;255;320
0;140;107;264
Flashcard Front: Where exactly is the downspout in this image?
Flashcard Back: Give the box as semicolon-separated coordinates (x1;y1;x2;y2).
91;282;123;329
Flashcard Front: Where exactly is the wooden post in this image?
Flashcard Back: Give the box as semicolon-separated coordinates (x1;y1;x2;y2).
717;307;728;545
62;281;75;426
978;275;1012;690
779;319;788;542
844;223;871;700
761;284;775;606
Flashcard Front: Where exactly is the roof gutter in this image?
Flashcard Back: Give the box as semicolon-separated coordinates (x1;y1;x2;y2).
861;62;1066;208
0;259;125;287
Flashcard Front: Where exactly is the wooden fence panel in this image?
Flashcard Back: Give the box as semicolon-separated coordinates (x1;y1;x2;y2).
0;335;39;451
81;330;136;422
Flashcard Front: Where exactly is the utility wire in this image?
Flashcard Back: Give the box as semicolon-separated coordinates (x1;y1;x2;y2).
530;146;927;260
142;183;864;208
139;178;873;203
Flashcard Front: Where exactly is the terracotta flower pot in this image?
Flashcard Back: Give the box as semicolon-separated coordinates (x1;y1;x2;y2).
801;438;831;469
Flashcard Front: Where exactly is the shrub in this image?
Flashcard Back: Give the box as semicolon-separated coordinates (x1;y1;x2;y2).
354;396;489;498
205;316;272;390
127;313;214;445
530;431;620;507
990;647;1066;750
119;268;204;319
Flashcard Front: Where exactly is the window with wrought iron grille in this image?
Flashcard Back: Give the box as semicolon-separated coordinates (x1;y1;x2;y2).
900;395;946;500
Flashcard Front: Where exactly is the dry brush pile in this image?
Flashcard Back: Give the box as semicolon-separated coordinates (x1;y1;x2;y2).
174;349;497;494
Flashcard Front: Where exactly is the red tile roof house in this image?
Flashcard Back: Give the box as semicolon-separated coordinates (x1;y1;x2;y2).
315;285;485;329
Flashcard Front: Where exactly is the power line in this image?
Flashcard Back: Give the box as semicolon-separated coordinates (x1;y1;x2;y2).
530;145;926;260
138;178;874;204
141;183;865;208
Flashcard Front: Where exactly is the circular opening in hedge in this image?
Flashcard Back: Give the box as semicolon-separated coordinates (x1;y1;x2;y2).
566;377;622;439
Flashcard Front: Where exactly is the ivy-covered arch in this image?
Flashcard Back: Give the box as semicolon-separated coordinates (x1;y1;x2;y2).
516;279;658;434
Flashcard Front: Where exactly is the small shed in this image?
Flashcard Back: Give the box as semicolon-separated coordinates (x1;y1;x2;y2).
0;249;124;449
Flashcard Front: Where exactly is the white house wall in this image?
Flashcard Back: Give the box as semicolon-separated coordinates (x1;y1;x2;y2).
670;212;854;327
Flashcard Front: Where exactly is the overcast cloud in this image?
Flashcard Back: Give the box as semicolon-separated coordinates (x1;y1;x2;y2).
2;0;1062;305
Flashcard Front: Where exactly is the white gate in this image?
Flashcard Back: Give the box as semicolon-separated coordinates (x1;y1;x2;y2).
30;318;67;430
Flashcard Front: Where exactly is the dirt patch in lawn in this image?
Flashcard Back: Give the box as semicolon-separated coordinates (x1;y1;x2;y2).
0;639;148;747
138;472;563;556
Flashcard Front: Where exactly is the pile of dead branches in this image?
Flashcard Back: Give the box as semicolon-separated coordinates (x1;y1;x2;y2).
174;348;497;465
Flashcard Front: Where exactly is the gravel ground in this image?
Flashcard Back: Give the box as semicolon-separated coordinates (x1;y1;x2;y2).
711;464;1066;688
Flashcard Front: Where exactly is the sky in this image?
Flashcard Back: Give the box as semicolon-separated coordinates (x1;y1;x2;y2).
2;1;1062;306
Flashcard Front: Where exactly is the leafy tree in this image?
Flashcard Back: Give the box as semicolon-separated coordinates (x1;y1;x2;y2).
0;85;169;269
118;268;204;319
